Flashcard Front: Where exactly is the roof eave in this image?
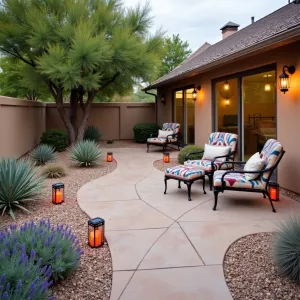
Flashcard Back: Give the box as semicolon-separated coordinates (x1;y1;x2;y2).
146;24;300;90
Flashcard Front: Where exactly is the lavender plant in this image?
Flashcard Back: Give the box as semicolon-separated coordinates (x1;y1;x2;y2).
0;243;53;300
1;220;82;282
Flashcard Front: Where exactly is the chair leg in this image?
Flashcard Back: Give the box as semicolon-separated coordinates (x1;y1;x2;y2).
164;177;168;194
213;190;219;211
208;174;213;191
266;191;276;213
147;143;149;153
263;192;266;198
202;177;206;194
178;180;181;189
186;182;192;201
177;142;180;151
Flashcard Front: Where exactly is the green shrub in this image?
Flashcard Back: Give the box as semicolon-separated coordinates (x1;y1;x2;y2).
178;145;204;164
0;244;53;299
1;220;81;282
0;158;44;219
29;144;56;166
41;163;67;179
40;129;69;152
273;217;300;282
84;126;102;142
69;140;102;167
133;123;160;143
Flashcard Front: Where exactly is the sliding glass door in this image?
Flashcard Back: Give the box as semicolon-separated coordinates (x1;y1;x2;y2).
173;87;195;145
214;65;276;160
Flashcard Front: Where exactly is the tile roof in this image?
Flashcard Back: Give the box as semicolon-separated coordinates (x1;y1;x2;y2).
148;2;300;89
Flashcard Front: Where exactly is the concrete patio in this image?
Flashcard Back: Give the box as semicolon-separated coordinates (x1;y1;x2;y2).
77;147;300;300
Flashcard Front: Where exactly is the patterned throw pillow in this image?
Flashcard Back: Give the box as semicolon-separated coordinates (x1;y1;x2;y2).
243;152;265;181
202;144;231;162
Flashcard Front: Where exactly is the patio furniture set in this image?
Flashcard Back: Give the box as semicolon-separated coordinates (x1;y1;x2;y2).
147;123;285;213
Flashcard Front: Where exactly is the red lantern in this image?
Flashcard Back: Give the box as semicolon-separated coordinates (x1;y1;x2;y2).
107;152;113;162
163;152;170;163
268;182;279;201
52;183;64;204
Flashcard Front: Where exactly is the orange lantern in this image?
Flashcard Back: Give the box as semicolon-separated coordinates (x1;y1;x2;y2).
52;183;64;204
88;217;105;248
107;152;113;162
163;152;170;163
268;182;279;201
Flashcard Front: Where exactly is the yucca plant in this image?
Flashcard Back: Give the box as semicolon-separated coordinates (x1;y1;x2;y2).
29;144;56;166
273;217;300;282
41;163;67;179
0;158;44;219
84;126;103;142
69;140;102;167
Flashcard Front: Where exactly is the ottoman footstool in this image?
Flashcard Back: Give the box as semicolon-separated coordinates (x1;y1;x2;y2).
164;165;206;201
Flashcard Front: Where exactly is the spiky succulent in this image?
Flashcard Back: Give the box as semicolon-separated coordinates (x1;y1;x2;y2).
0;158;44;219
69;140;102;167
273;217;300;282
29;144;56;166
84;126;102;142
41;163;67;179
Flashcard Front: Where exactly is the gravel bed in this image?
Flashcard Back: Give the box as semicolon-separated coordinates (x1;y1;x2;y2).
153;158;180;171
224;232;300;300
1;152;117;300
280;187;300;203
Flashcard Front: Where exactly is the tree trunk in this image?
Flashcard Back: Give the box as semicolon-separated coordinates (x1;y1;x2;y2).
69;89;79;138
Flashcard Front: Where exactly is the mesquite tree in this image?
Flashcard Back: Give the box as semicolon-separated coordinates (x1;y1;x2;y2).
0;0;164;143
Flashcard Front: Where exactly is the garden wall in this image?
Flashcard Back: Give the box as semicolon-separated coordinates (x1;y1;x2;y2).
46;102;156;140
0;96;46;159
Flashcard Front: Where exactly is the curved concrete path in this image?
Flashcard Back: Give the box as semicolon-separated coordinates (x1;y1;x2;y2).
78;147;300;300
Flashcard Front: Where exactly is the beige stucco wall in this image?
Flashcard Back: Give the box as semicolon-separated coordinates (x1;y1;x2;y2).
0;96;46;159
46;102;156;140
157;40;300;193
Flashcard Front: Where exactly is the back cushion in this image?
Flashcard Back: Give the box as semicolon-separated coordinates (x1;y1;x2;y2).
209;132;238;154
162;123;180;135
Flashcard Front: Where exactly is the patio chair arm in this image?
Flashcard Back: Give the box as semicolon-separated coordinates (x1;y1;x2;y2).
149;133;158;138
211;153;234;171
219;161;247;168
185;150;204;161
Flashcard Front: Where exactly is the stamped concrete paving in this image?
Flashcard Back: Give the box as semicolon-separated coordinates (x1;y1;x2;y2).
78;147;300;300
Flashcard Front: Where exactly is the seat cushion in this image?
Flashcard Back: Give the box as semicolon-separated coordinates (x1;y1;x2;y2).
184;159;232;171
147;137;177;144
165;165;205;181
214;170;264;190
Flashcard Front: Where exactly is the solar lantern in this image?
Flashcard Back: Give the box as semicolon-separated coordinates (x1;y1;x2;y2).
88;217;105;248
52;183;64;204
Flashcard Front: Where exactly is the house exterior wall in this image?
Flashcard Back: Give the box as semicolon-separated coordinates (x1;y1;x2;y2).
0;96;46;159
46;102;156;140
157;40;300;193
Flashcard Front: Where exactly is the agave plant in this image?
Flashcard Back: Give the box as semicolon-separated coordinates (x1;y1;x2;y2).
83;126;103;142
273;217;300;282
0;158;44;219
41;163;67;179
29;144;56;166
69;140;102;167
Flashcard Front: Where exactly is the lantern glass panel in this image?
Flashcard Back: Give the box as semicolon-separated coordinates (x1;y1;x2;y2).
52;183;64;204
88;218;105;248
163;152;170;163
269;183;279;201
107;152;113;162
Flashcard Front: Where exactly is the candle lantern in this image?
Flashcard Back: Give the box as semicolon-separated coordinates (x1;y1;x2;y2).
268;182;279;201
163;152;170;163
88;217;105;248
52;183;64;204
107;152;113;162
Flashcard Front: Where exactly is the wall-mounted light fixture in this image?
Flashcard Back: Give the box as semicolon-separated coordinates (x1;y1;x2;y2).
223;80;230;91
192;85;201;101
225;99;230;107
161;94;166;105
279;65;295;94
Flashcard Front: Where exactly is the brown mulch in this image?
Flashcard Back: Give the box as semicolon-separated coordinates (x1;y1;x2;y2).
153;158;180;171
224;232;300;300
1;152;117;300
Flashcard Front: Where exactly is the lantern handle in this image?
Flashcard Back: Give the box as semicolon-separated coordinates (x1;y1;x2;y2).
283;65;296;75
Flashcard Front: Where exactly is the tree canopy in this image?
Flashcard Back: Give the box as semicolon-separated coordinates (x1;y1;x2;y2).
159;34;192;78
0;0;164;142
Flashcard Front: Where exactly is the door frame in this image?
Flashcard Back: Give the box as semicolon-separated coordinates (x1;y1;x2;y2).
172;84;195;145
212;63;277;160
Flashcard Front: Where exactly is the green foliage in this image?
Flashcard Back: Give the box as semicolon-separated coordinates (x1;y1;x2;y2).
273;217;300;282
41;163;67;179
29;144;56;166
159;34;192;78
84;126;103;142
69;140;102;167
1;219;81;283
131;85;156;103
0;243;53;300
40;130;69;152
178;145;204;164
133;123;160;143
0;57;50;101
0;158;44;220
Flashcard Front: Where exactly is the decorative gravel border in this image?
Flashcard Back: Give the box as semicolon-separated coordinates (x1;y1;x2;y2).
223;232;300;300
280;187;300;203
153;159;179;172
1;152;117;300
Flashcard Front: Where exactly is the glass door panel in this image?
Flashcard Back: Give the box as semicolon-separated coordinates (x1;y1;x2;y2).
174;90;184;142
242;71;276;160
185;88;195;144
